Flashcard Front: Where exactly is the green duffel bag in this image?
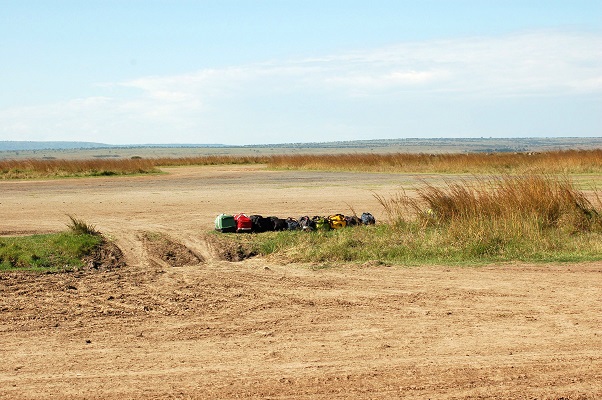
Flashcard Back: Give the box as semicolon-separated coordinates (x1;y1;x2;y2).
215;214;237;233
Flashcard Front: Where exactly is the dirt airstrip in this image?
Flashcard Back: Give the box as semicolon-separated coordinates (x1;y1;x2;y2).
1;165;601;399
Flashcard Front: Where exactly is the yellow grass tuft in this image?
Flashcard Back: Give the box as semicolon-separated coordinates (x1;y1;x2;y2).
375;174;602;235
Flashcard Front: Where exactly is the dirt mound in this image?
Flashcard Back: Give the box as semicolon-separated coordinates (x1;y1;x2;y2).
204;233;257;261
81;238;126;271
141;232;204;267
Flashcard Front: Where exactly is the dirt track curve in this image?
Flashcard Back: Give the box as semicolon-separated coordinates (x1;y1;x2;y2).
1;165;601;399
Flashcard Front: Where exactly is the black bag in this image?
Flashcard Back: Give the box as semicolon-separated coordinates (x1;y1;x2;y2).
298;216;315;231
250;215;274;233
361;212;376;225
286;217;301;230
345;215;361;227
270;216;288;231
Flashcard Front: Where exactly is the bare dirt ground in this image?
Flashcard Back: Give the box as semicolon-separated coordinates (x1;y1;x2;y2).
1;165;601;399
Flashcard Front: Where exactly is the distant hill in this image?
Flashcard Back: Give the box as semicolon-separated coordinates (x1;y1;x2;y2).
245;137;602;151
1;138;601;159
0;141;228;151
0;141;114;151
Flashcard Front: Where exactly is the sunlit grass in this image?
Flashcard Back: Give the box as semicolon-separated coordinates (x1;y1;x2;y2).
266;150;602;174
2;150;602;179
0;232;102;272
0;216;104;272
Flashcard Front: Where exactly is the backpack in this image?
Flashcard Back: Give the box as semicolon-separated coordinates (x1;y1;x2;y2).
361;212;376;225
312;216;331;231
345;215;361;227
286;217;301;230
328;214;347;229
270;216;288;231
215;214;237;233
233;213;253;233
298;216;315;231
249;215;274;233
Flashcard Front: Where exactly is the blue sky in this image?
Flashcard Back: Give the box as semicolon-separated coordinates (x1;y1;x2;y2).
1;1;601;145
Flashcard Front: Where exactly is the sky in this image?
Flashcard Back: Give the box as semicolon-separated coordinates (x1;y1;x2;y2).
1;1;601;145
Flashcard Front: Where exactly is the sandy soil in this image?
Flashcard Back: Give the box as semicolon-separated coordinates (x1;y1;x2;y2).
1;165;601;399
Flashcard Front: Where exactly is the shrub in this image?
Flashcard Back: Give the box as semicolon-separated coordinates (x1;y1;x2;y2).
67;215;100;236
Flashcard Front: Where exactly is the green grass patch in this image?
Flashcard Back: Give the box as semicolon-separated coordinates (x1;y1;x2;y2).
0;231;103;272
214;223;602;266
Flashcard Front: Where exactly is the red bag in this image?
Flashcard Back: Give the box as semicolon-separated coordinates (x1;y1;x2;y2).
233;213;253;233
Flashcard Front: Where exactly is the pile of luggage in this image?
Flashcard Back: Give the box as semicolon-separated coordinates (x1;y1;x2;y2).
215;213;376;233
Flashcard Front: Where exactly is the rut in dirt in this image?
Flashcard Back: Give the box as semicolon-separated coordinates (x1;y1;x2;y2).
94;229;254;271
82;239;127;271
140;232;206;268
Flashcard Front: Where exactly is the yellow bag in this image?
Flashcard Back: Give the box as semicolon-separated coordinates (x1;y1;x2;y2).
328;214;347;229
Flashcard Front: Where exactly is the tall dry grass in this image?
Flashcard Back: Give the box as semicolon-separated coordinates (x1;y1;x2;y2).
376;175;602;236
0;155;269;179
267;149;602;174
208;173;602;264
2;149;601;179
147;155;267;167
367;174;602;262
0;158;160;179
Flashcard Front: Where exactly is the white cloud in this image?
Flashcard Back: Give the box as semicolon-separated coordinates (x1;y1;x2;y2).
115;30;602;99
1;30;601;144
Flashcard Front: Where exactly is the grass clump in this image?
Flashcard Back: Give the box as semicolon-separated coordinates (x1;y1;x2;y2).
380;175;602;233
374;174;602;264
67;214;100;236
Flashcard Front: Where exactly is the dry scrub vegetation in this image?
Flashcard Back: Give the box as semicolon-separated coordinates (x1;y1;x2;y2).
0;157;160;179
269;149;602;174
1;149;602;178
376;174;602;232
